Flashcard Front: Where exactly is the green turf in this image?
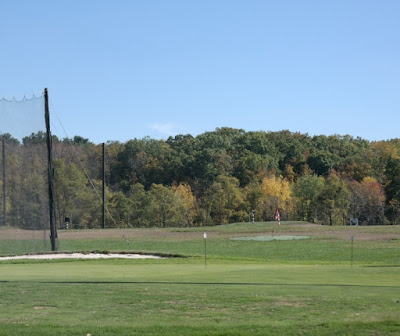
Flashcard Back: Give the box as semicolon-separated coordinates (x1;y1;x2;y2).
0;239;51;256
0;222;399;335
0;262;399;335
53;236;399;265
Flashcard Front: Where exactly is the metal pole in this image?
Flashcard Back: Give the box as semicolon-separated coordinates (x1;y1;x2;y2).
351;235;354;268
44;88;57;251
102;143;106;229
2;138;6;226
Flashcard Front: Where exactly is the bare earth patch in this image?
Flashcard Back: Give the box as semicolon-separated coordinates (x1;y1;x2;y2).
59;226;400;242
274;300;307;307
1;224;399;243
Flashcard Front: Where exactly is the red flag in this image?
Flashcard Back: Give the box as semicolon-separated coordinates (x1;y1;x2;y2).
275;209;281;225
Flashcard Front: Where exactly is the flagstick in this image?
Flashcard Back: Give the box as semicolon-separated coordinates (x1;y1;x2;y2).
203;232;207;269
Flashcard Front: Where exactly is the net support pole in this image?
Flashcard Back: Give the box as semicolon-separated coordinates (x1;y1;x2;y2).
2;138;6;227
102;142;106;229
44;88;57;251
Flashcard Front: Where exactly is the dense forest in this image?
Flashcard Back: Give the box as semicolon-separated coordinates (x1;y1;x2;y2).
1;128;400;229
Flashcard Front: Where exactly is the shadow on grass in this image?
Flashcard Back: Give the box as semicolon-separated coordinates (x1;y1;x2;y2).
1;280;399;288
363;265;400;268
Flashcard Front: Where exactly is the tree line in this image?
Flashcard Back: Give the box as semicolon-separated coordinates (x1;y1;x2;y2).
1;128;399;229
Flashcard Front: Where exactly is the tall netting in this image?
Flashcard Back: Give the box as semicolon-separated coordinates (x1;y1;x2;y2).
0;93;53;255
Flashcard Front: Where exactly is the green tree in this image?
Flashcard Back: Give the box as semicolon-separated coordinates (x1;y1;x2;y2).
317;172;350;225
0;133;20;146
293;174;325;222
265;130;311;173
127;183;151;227
204;175;246;224
114;138;176;191
54;159;99;229
383;157;400;224
108;191;132;228
6;141;48;229
148;184;181;227
244;180;263;221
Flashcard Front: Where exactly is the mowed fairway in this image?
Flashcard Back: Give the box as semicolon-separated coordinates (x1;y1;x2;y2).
0;222;399;335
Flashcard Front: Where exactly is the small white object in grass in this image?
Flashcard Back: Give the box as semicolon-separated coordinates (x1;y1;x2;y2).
203;232;207;239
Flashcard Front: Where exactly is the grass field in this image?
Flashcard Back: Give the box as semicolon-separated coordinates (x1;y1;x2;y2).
0;222;399;335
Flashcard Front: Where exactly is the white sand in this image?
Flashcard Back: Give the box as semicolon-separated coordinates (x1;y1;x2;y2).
0;253;162;260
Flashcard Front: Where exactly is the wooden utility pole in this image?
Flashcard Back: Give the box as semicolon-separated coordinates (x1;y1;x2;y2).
44;88;57;251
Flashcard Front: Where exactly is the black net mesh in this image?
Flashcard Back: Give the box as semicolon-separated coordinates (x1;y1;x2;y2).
0;94;52;255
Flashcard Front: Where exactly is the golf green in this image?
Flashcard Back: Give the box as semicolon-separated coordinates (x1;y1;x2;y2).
231;235;311;241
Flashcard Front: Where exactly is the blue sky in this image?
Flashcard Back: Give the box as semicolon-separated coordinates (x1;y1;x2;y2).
1;0;399;144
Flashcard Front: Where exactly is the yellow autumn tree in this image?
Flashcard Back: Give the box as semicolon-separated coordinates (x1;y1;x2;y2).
257;175;293;221
172;182;196;226
369;141;400;183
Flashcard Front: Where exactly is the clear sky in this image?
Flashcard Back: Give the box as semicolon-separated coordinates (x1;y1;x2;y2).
1;0;399;144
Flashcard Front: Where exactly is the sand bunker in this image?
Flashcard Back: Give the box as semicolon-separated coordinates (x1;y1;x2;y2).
0;253;162;261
